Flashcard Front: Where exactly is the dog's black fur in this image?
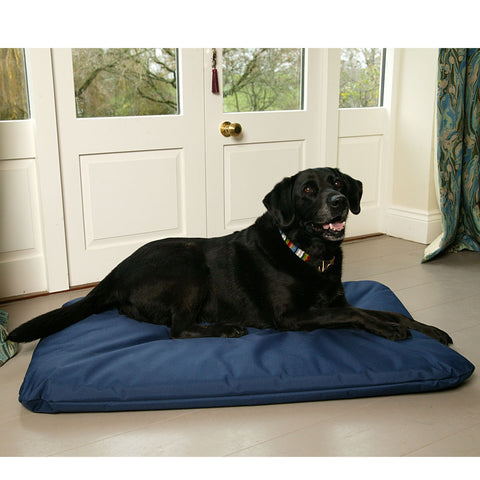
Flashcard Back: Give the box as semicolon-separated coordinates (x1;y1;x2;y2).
8;168;452;345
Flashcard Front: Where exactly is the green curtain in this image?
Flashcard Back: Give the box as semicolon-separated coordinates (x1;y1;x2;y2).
423;49;480;262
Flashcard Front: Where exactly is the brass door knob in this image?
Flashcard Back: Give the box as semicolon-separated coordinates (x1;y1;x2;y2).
220;121;242;137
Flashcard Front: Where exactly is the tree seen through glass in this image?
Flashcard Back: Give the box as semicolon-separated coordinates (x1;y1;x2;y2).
0;48;30;121
1;48;385;120
72;48;179;118
339;48;384;108
222;48;304;113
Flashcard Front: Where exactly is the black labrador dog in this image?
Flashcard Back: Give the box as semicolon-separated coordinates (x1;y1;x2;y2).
8;167;452;345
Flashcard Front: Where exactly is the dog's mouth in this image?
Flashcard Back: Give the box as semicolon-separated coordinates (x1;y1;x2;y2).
308;217;346;240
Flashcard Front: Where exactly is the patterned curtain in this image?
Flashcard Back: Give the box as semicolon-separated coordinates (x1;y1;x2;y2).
0;310;18;366
423;49;480;262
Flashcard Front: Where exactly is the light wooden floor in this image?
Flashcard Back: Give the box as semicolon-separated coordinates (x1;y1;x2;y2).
1;235;479;458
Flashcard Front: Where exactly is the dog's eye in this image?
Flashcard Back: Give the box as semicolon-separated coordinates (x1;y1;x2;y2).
303;185;314;194
334;179;342;189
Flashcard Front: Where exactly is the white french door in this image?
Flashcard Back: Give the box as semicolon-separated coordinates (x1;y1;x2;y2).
1;47;395;297
52;49;207;286
204;49;328;237
52;48;330;286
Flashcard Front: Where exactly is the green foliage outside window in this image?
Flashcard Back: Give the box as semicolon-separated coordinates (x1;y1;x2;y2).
72;48;178;118
222;48;304;113
0;48;30;120
339;48;384;108
1;48;385;121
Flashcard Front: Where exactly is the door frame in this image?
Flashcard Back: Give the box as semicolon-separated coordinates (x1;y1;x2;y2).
27;48;70;292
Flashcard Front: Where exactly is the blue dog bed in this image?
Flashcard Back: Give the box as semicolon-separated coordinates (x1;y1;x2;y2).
18;281;474;413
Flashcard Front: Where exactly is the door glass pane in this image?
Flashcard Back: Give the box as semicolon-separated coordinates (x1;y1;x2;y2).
72;48;179;118
223;48;304;113
0;48;30;120
339;48;385;108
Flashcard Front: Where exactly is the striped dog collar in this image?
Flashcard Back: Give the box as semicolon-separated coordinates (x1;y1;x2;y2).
280;230;310;261
279;230;335;273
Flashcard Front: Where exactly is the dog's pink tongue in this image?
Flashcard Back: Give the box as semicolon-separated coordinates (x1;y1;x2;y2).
331;221;345;230
323;221;346;231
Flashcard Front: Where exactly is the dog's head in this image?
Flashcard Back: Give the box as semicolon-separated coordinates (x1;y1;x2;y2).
263;168;363;242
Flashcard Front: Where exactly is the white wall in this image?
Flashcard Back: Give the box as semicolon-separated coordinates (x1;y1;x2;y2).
386;48;442;244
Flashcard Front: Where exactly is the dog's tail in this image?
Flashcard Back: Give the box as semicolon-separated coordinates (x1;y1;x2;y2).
7;272;117;343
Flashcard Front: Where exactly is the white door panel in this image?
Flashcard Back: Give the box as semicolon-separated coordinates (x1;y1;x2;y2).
338;108;387;236
338;135;383;237
79;149;186;248
338;135;382;206
0;157;46;297
223;141;304;231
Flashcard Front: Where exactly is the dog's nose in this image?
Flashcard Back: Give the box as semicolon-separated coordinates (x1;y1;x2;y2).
328;193;347;210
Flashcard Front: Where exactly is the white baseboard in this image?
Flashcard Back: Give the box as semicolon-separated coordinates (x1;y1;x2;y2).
386;206;442;244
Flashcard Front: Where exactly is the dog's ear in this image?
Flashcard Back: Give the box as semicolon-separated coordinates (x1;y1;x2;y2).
263;175;296;228
339;171;363;215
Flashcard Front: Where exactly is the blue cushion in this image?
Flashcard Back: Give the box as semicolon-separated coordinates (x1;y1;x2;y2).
18;281;474;413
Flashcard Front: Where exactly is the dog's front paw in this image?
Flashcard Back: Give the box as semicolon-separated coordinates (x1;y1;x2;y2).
218;324;248;338
382;323;412;342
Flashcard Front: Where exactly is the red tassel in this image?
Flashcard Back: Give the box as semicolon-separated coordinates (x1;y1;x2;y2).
212;68;219;94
